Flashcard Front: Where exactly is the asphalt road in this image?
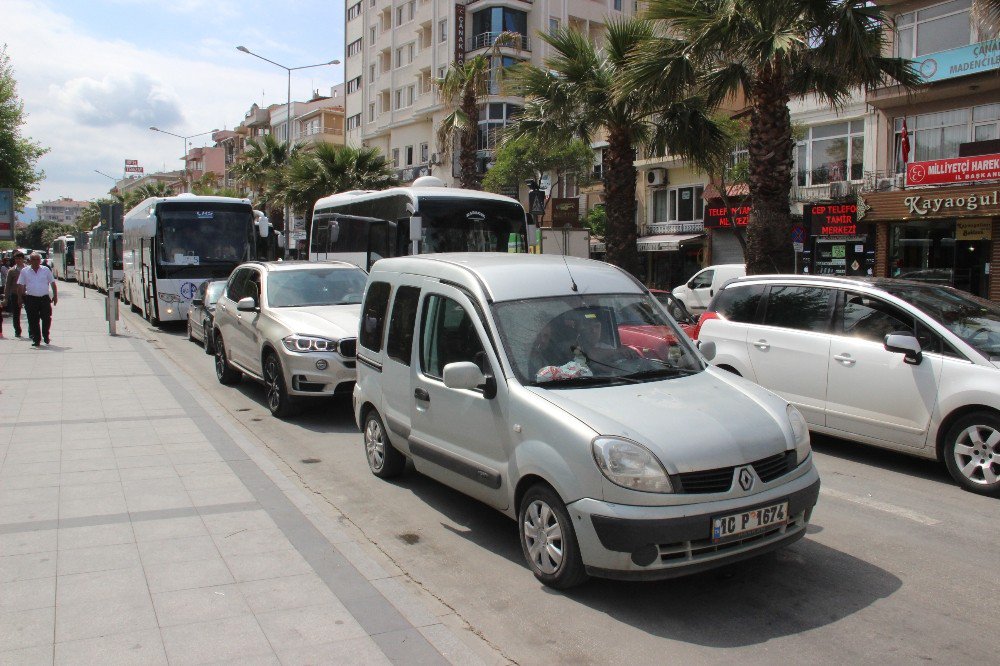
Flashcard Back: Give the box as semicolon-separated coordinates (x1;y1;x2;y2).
121;298;999;665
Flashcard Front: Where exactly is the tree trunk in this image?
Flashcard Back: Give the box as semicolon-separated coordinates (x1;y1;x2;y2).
745;63;795;275
460;89;481;190
603;129;641;277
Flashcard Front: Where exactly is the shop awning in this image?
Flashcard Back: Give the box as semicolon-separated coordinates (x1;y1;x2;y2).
637;233;704;252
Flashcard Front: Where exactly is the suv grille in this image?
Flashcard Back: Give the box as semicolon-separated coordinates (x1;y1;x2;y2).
676;451;795;494
338;339;357;358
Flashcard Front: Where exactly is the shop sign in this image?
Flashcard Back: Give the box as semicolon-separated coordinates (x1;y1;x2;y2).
912;38;1000;84
956;218;993;241
704;204;751;228
904;190;1000;216
806;203;858;235
906;153;1000;186
550;198;580;228
0;188;14;241
454;5;466;65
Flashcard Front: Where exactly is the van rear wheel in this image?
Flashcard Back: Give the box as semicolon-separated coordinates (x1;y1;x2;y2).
518;484;588;589
363;410;405;479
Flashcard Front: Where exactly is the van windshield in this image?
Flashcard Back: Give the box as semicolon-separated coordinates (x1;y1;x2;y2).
492;293;704;387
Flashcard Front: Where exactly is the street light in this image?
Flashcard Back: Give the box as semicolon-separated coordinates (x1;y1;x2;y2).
237;45;340;257
148;126;218;192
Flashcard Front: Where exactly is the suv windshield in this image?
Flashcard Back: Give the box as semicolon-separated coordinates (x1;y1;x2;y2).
493;293;703;387
882;283;1000;361
266;267;368;308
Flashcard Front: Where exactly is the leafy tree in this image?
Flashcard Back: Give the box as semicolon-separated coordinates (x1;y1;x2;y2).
0;45;48;211
584;204;607;238
233;133;297;224
41;223;76;249
133;181;174;201
437;32;522;190
482;134;593;195
627;0;919;274
75;202;102;232
507;20;726;277
16;220;71;250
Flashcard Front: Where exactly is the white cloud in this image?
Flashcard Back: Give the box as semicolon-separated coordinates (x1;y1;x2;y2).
55;72;183;128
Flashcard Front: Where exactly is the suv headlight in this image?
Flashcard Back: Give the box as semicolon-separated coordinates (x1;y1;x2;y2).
592;437;673;493
787;404;811;465
282;334;338;353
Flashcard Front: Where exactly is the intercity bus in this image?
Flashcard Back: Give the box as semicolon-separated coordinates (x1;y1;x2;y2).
308;176;531;269
73;231;93;285
123;194;269;325
51;235;76;281
88;221;124;293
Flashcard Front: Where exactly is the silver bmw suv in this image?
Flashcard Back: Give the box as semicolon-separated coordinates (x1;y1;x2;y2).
213;261;366;417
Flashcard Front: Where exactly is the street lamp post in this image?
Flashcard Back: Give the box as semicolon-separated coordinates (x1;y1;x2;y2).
148;126;218;192
236;45;339;258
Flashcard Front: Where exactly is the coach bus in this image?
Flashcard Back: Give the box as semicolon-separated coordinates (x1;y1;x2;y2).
51;235;76;281
123;194;269;325
308;176;531;269
88;222;124;293
73;231;93;285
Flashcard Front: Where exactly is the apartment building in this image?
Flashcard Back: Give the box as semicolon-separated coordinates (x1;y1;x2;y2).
344;0;633;189
37;198;89;225
859;0;1000;301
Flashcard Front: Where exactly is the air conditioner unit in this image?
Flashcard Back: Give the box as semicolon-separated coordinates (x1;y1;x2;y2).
829;180;849;198
429;152;442;165
875;177;894;192
646;168;667;186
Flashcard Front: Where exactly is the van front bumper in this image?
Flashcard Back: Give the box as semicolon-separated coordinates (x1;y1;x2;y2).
567;466;820;581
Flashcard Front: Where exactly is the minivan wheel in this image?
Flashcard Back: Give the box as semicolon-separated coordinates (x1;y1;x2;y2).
363;410;405;479
263;353;298;418
214;335;242;385
518;484;588;589
944;411;1000;497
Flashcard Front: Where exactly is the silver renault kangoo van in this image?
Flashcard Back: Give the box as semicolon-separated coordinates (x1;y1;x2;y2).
353;253;820;588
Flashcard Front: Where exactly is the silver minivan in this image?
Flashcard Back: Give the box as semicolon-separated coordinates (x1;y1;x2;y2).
353;253;820;588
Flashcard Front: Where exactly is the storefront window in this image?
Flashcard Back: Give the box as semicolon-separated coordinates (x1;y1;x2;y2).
889;219;991;297
795;121;865;186
894;0;972;58
892;105;1000;172
651;185;704;223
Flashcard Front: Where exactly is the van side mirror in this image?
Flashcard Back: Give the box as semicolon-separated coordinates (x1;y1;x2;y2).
329;220;340;244
884;332;922;365
236;296;258;312
257;215;270;238
697;340;716;361
443;362;486;391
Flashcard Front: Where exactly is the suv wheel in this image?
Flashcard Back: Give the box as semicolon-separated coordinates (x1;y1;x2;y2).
187;319;196;342
363;410;405;478
214;335;242;385
263;353;298;418
518;483;588;589
203;322;215;355
944;411;1000;497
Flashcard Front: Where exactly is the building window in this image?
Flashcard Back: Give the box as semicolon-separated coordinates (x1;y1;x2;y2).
346;114;362;131
549;18;560;34
895;0;973;58
890;106;1000;172
407;85;415;106
347;1;362;21
477;103;522;151
346;76;362;94
395;43;414;68
347;38;363;57
369;63;377;82
437;66;446;80
370;26;377;42
405;145;414;166
439;19;448;43
795;120;865;186
652;185;705;223
613;0;622;10
472;8;529;46
368;103;376;122
392;148;400;167
394;89;402;109
420;142;429;163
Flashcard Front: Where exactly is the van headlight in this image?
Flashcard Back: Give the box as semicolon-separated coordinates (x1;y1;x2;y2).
787;404;811;465
282;334;337;353
592;437;673;493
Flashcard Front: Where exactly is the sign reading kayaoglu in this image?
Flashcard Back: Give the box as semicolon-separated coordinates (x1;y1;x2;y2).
904;190;1000;216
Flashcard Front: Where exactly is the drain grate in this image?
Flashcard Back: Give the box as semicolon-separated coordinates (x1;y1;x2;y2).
300;458;321;464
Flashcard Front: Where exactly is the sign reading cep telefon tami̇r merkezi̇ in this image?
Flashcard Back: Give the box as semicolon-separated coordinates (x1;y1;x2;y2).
807;203;858;235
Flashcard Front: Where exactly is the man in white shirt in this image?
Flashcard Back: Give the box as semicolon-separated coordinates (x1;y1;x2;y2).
17;252;58;347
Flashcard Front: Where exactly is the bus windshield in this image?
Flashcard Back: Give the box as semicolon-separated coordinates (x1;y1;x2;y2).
418;197;523;254
157;205;253;274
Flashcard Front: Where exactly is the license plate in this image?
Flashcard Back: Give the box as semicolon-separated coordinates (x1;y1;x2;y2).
712;501;788;543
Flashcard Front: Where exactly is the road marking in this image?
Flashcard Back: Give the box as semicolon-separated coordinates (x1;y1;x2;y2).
820;487;942;526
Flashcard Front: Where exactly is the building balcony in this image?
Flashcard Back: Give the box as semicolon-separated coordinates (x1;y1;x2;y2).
647;221;705;235
791;180;863;202
295;127;345;147
468;32;529;53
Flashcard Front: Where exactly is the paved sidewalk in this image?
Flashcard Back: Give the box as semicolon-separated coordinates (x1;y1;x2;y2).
0;286;496;665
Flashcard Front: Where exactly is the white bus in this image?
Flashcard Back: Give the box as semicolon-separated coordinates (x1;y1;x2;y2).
123;194;269;325
309;177;531;269
73;231;93;285
51;235;76;281
87;222;123;293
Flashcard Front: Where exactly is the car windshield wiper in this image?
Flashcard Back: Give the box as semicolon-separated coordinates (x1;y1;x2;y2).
531;375;629;388
624;367;700;381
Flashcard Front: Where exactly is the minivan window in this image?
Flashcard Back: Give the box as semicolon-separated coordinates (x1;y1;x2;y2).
762;286;833;332
714;284;765;323
360;281;392;351
690;270;714;289
840;292;913;343
386;286;421;365
420;295;485;378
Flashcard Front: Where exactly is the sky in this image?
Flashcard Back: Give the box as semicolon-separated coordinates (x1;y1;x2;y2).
5;0;346;210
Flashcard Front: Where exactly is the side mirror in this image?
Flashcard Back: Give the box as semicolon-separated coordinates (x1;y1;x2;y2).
697;340;717;361
884;332;922;365
192;298;204;307
236;296;258;312
409;213;422;243
257;215;269;238
687;280;696;290
443;361;488;393
329;220;340;244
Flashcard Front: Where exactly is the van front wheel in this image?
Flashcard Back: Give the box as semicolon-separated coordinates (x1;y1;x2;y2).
364;410;405;479
518;484;588;589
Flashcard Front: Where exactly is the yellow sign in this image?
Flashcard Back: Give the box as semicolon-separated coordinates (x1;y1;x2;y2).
956;218;993;241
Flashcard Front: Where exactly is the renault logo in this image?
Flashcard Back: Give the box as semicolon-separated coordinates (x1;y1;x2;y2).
738;466;755;492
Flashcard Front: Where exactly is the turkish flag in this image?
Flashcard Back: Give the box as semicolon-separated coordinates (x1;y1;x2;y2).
901;118;910;164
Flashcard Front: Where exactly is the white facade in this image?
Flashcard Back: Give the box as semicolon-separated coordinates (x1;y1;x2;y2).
37;198;89;225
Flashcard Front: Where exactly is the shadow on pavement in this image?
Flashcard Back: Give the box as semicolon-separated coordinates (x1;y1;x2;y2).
810;433;952;486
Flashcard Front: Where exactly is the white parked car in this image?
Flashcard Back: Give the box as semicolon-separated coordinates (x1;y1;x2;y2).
354;253;819;588
672;264;746;313
696;275;1000;496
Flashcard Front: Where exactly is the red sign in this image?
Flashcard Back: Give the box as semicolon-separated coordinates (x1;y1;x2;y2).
807;203;858;235
704;204;751;228
454;4;466;65
124;159;139;166
124;166;144;173
907;153;1000;186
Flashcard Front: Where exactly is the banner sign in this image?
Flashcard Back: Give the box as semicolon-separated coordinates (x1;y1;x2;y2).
124;166;144;173
903;189;1000;216
806;203;859;236
906;152;1000;186
0;188;14;241
550;198;580;228
912;38;1000;84
704;204;751;228
956;218;993;241
124;159;139;166
454;4;466;65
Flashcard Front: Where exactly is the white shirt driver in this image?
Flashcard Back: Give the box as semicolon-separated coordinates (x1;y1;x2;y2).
17;265;55;297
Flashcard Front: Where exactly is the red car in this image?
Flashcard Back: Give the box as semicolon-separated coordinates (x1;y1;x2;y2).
618;290;698;361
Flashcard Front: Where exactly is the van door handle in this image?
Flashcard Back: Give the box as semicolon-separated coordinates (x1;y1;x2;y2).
833;353;856;366
753;339;770;351
414;388;430;402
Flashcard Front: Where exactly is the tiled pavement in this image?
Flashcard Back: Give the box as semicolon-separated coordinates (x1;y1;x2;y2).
0;287;496;665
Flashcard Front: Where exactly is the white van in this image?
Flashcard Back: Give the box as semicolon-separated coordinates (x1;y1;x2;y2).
353;253;820;588
673;264;746;313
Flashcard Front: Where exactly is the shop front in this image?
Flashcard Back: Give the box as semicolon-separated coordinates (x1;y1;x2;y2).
800;202;875;277
863;183;1000;301
637;230;704;289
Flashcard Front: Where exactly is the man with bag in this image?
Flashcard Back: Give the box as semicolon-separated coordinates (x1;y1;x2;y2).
17;251;57;346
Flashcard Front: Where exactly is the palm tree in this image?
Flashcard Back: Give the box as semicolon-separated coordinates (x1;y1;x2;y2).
283;143;397;248
437;32;522;190
233;133;297;223
507;19;726;277
134;181;174;201
627;0;920;274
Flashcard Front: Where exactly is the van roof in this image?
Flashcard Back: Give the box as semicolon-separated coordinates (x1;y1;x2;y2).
370;253;644;302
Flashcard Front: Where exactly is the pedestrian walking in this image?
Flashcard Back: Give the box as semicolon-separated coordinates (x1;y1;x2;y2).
17;252;58;347
4;252;25;337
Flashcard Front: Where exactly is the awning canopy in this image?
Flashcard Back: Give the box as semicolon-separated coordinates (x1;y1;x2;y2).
637;233;704;252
